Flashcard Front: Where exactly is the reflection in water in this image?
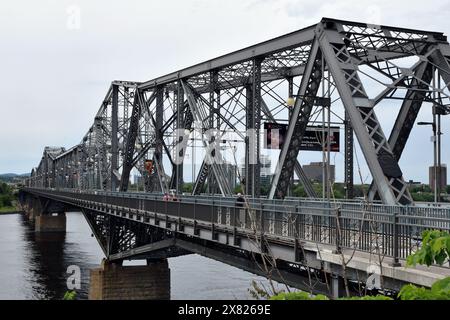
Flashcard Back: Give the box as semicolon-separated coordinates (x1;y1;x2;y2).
0;212;284;300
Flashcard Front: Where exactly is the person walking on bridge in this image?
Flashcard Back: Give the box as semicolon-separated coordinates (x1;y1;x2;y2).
235;193;245;208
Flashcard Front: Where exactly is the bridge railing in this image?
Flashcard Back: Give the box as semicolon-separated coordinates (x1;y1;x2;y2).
23;187;450;263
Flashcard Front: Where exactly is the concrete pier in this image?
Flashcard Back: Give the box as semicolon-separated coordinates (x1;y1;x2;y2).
330;274;346;299
89;259;170;300
34;213;66;232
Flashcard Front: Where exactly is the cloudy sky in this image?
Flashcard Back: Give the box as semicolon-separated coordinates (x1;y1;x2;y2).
1;0;450;183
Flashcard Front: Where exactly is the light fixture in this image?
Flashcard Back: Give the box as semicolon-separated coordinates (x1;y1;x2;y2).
286;97;295;107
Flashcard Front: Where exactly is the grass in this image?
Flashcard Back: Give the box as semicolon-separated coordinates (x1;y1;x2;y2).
0;206;20;213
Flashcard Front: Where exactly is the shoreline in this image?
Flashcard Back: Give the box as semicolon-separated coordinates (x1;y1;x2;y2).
0;208;23;215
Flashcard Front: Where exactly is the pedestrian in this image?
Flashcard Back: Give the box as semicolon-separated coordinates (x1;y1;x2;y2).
236;193;245;207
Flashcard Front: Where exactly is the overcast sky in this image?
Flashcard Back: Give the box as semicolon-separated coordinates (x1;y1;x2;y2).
1;0;450;183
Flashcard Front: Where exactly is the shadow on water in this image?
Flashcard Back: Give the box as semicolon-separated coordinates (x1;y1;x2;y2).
16;213;104;300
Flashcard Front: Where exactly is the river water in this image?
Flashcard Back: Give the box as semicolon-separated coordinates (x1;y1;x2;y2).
0;212;283;300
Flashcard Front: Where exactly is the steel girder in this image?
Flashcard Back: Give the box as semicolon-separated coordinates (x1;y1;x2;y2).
367;61;434;200
25;18;450;207
269;39;323;199
120;89;144;191
111;85;119;191
82;208;174;259
182;81;233;196
319;26;413;205
344;111;354;199
244;59;262;197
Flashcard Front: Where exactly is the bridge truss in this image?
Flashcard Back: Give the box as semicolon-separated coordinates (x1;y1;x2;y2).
27;18;450;206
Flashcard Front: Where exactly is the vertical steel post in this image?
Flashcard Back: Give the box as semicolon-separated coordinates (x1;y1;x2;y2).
287;77;294;197
391;210;401;267
176;81;185;194
344;111;354;199
245;59;262;198
111;84;119;191
156;86;164;168
208;71;217;194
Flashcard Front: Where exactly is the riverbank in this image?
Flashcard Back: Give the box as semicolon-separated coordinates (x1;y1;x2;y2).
0;206;22;214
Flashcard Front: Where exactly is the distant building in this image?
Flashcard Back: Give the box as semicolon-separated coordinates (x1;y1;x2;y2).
303;162;335;183
239;155;272;186
221;162;237;190
429;165;447;192
408;180;422;187
133;174;143;186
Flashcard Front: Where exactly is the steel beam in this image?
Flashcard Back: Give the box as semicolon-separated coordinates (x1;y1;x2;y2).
245;58;262;197
175;82;185;194
138;27;316;91
368;62;434;200
319;25;412;205
120;87;142;192
111;85;119;191
344;111;354;199
269;39;323;199
182;81;233;196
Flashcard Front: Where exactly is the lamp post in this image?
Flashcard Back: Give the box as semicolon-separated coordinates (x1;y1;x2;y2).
417;120;439;202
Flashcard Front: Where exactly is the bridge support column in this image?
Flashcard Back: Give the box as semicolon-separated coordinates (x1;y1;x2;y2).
22;196;38;222
330;274;345;299
89;258;170;300
35;213;66;232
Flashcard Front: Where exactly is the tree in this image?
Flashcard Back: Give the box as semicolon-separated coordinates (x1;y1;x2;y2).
397;230;450;300
406;230;450;267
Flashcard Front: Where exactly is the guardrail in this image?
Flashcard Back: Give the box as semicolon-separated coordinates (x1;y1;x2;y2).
22;187;450;264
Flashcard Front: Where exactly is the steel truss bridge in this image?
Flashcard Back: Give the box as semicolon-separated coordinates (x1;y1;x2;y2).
20;18;450;295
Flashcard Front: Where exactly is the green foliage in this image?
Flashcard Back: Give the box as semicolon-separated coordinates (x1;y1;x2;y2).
248;280;271;300
270;291;329;300
338;295;393;300
269;291;392;300
0;182;14;208
410;184;432;193
234;185;243;194
411;192;435;202
400;230;450;300
398;277;450;300
292;184;307;197
446;185;450;194
260;185;269;196
63;290;77;300
406;230;450;267
182;183;193;194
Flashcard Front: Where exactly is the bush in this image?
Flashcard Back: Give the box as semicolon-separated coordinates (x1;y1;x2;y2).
339;295;393;300
407;230;450;267
0;194;12;207
398;277;450;300
63;290;77;300
270;291;329;300
411;192;435;202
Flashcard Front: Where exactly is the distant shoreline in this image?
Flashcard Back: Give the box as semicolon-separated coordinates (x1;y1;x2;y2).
0;211;22;215
0;207;23;215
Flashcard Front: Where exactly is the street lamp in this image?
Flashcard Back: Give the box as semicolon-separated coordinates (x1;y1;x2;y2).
417;121;439;202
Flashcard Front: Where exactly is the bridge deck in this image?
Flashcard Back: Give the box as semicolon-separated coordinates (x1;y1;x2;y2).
21;187;450;292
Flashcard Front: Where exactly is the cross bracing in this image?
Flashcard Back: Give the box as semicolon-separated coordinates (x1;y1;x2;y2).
27;18;450;206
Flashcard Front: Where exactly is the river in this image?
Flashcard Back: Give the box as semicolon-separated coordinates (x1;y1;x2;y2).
0;212;284;300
